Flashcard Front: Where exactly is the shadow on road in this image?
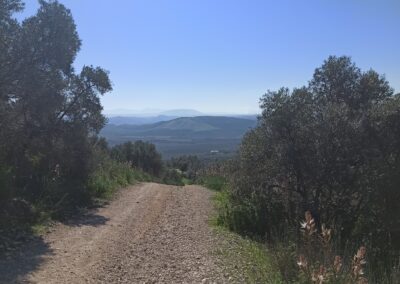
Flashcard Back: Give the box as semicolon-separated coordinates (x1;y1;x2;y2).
0;210;109;283
63;211;110;227
0;234;52;284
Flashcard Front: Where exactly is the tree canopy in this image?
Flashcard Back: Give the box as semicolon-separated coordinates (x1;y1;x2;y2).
0;0;112;205
222;56;400;274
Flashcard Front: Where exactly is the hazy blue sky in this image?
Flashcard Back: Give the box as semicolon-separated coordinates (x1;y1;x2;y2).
21;0;400;114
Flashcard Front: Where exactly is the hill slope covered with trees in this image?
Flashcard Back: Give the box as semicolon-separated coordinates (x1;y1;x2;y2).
101;116;257;158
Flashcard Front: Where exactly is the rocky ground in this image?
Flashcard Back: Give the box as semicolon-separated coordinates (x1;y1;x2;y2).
0;183;237;284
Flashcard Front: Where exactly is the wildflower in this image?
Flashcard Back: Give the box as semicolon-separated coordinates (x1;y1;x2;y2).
297;254;308;270
318;265;326;283
352;246;367;279
321;224;332;243
311;265;326;283
356;246;366;263
333;255;342;273
301;210;317;236
311;270;318;282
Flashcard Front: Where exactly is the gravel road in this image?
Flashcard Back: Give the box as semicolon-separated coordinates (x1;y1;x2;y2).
0;183;228;283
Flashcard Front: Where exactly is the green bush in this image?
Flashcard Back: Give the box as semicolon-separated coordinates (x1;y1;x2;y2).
199;175;227;191
217;57;400;281
162;168;184;186
87;158;149;199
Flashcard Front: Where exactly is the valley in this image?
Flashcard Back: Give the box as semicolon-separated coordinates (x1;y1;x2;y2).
101;116;257;159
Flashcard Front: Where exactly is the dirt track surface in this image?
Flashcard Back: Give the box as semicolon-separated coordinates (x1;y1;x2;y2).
0;183;227;283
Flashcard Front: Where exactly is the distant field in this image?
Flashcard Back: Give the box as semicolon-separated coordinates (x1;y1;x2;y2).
100;116;257;159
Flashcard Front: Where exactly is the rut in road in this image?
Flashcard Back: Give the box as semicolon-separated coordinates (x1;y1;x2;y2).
0;183;226;283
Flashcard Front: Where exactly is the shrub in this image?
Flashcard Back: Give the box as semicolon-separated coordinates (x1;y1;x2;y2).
296;211;368;284
199;175;227;191
87;157;149;199
162;168;184;186
219;57;400;279
111;141;163;176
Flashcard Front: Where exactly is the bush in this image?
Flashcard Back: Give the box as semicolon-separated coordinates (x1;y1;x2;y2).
111;141;163;176
162;168;184;186
87;155;150;199
218;56;400;280
167;155;202;180
199;175;227;191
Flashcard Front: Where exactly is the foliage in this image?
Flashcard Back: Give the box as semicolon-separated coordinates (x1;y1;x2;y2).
111;141;163;177
296;211;368;284
218;56;400;280
199;175;227;191
167;155;202;180
0;1;131;218
213;226;284;284
161;168;184;186
87;149;150;199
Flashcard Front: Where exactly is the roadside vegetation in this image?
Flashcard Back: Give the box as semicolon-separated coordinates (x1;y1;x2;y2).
0;1;175;236
203;57;400;282
1;1;399;282
213;227;284;283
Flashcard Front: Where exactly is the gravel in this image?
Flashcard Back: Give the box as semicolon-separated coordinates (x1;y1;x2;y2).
0;183;231;283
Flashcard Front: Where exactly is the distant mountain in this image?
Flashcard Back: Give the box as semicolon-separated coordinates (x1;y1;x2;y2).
107;115;178;125
102;116;256;140
101;116;257;158
104;108;204;117
231;114;258;120
159;109;204;117
106;113;258;126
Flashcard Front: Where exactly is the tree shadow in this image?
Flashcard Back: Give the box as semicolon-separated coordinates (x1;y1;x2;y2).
0;209;109;283
0;233;52;283
62;210;110;227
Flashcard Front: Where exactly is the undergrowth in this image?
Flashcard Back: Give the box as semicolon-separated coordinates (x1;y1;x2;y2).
198;175;227;191
213;226;284;283
210;186;400;283
87;159;151;199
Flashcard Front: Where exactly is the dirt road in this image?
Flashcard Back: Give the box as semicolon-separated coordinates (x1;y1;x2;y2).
0;183;227;283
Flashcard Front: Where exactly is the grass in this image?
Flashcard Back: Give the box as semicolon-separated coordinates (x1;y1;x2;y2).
181;177;192;185
199;175;227;191
212;226;283;283
211;187;400;283
87;159;151;199
208;189;283;283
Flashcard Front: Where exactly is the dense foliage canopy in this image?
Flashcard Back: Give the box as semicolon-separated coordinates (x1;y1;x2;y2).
111;141;163;177
221;56;400;276
0;0;112;209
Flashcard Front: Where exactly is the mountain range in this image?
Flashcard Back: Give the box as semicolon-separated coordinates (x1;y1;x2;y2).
107;114;258;126
104;108;205;117
101;116;257;158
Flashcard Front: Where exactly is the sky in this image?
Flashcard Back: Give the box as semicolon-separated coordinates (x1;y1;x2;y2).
19;0;400;114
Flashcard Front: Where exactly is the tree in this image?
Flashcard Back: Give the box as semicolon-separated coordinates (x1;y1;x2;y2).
168;155;202;179
0;0;112;207
111;141;163;177
224;56;399;274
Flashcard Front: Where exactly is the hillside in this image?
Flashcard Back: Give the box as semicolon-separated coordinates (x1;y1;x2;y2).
107;115;179;125
107;114;258;126
100;116;257;158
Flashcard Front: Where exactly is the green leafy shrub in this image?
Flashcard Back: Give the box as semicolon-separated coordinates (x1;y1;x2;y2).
218;56;400;280
87;157;150;199
199;175;227;191
162;168;184;186
111;141;163;177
